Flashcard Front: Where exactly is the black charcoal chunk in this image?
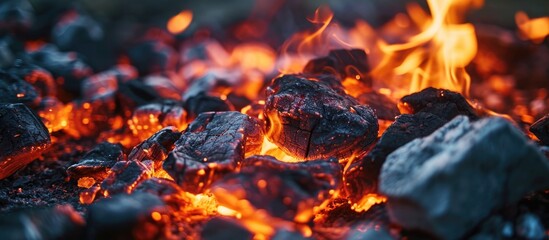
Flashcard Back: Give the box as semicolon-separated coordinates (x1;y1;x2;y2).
116;79;163;116
163;111;263;194
52;11;115;71
86;192;167;240
304;49;371;85
183;93;234;121
356;91;400;120
0;69;41;107
264;74;378;160
127;40;178;75
128;127;181;170
8;59;56;98
100;160;153;196
530;114;549;146
0;103;50;179
201;217;253;240
344;113;446;200
24;44;93;100
399;87;478;120
81;64;137;100
0;205;84;239
380;116;549;239
211;161;338;226
128;101;186;141
67;142;124;181
0;0;34;35
135;178;183;199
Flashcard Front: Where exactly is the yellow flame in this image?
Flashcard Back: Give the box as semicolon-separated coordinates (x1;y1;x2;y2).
515;11;549;44
167;10;193;34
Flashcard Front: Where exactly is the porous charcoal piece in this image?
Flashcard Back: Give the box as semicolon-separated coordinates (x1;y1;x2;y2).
86;192;168;240
163;111;263;194
100;160;153;196
530;114;549;145
128;101;186;141
344;113;446;200
81;64;137;100
211;165;337;228
0;103;50;179
67;142;124;181
52;10;115;71
303;49;371;85
8;59;56;97
0;205;84;239
201;217;253;240
356;91;400;120
24;44;93;100
128;127;181;170
379;116;549;239
116;79;163;117
399;87;478;121
0;70;41;107
183;93;234;121
127;40;178;75
241;155;342;190
264;74;378;160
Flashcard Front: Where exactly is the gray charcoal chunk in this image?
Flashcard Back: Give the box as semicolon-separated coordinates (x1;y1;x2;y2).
379;116;549;240
0;103;51;179
264;74;378;160
163;111;263;194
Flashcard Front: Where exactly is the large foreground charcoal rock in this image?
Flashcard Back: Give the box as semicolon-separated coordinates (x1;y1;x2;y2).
86;192;168;239
530;114;549;146
264;74;378;160
344;112;446;201
163;111;263;193
399;87;478;121
0;205;85;239
0;103;51;179
379;116;549;239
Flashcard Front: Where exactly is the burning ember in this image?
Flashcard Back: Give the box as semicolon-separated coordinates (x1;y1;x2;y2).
0;0;548;239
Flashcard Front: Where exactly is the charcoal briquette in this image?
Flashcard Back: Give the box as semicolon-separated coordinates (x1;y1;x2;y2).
264;74;378;160
163;111;263;194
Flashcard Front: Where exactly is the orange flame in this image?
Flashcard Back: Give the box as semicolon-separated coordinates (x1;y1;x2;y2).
515;11;549;44
372;0;482;98
167;10;193;34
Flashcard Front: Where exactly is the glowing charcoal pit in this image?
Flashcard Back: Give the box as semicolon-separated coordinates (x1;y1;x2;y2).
0;103;51;180
163;111;263;193
264;74;378;160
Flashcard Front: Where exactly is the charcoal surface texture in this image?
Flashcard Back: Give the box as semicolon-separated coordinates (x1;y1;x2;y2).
303;49;371;85
0;205;84;239
399;87;478;121
67;142;124;181
201;217;253;240
128;127;181;170
264;74;378;160
0;103;51;179
344;113;446;200
100;160;153;196
211;159;340;227
163;111;263;193
86;192;168;240
530;114;549;146
379;116;549;239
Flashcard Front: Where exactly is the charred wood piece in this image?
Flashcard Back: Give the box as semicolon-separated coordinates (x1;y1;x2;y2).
530;114;549;146
0;103;51;179
344;113;446;200
264;74;378;160
399;87;478;121
128;127;181;170
67;142;124;181
100;160;153;196
163;111;263;194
